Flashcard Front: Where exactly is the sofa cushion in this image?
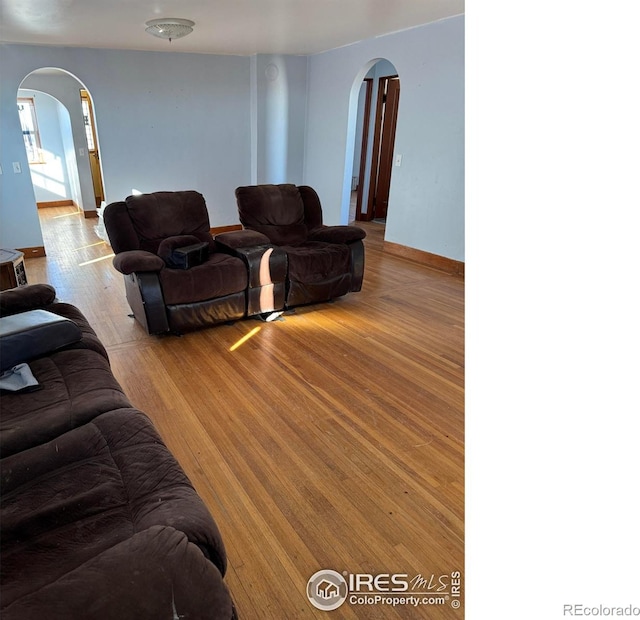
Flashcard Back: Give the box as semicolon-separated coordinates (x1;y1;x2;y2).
214;229;271;250
159;253;248;305
308;225;366;244
251;223;308;246
0;409;228;614
284;242;351;284
0;349;131;457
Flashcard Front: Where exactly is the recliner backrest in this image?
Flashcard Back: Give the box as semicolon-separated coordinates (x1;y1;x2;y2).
235;184;311;246
297;185;324;231
105;191;214;255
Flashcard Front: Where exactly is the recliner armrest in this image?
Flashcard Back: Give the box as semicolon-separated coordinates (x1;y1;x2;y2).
214;231;287;316
308;225;366;244
215;229;271;250
0;284;57;316
113;250;165;275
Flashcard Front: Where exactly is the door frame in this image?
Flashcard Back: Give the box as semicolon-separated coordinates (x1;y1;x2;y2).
355;78;373;222
80;89;105;207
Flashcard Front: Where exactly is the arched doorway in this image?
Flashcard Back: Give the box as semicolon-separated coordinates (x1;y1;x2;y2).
347;59;400;224
16;89;81;210
17;68;104;220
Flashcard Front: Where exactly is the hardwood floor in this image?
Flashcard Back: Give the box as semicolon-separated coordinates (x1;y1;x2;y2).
24;207;464;619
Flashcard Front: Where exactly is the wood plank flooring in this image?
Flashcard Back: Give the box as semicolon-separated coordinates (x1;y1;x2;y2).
23;207;464;619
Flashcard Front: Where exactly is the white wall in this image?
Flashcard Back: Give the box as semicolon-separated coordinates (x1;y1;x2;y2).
2;19;463;262
304;16;464;261
1;44;254;250
254;54;308;185
0;47;43;250
90;49;252;224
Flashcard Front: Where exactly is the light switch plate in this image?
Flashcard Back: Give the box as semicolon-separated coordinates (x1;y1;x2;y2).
13;162;22;173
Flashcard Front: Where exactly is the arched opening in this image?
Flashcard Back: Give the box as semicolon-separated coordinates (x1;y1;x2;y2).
16;89;80;209
16;68;105;251
344;59;400;226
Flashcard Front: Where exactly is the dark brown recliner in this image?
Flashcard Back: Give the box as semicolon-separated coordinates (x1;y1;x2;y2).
103;191;248;334
232;184;366;308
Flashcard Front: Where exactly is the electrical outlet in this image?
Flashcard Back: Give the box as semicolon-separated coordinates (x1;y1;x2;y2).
13;162;22;173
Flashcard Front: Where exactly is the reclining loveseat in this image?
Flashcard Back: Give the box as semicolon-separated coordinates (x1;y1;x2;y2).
104;186;365;335
221;184;366;308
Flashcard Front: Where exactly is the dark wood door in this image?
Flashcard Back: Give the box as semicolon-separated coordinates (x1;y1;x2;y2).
355;79;373;221
373;77;400;219
365;76;400;220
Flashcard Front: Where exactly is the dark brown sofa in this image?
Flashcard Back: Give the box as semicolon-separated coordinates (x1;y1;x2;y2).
0;284;236;619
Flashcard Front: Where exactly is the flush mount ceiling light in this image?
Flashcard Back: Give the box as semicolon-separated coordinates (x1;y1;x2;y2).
145;18;195;42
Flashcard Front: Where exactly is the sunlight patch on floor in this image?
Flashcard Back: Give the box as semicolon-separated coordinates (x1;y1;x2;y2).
229;326;261;351
78;253;114;267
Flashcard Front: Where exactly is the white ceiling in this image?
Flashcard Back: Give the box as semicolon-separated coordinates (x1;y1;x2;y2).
0;0;464;56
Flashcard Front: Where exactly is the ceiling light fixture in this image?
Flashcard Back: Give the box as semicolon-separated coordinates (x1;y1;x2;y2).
145;18;195;42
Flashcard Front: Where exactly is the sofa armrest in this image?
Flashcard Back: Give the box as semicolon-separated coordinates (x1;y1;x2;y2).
112;250;164;275
0;309;82;372
0;284;57;317
215;229;271;250
308;225;366;244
